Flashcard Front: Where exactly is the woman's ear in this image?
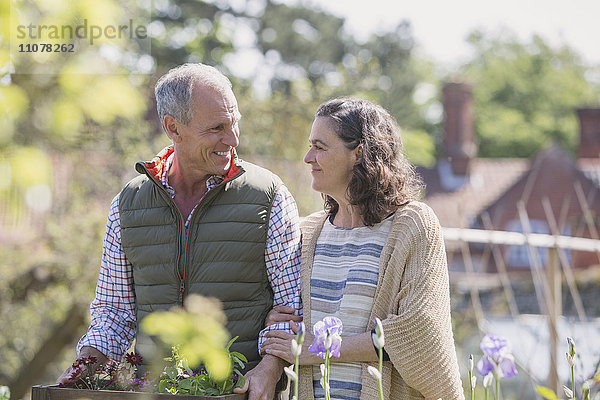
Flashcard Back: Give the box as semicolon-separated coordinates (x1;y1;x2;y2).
354;144;363;165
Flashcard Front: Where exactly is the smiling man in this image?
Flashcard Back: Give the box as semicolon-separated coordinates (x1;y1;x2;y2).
57;64;302;400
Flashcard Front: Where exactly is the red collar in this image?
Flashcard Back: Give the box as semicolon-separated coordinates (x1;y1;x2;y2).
142;147;241;183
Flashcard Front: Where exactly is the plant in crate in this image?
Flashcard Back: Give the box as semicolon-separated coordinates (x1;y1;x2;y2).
35;294;247;399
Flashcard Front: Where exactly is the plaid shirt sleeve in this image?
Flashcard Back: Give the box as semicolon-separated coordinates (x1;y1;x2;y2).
77;193;136;361
257;184;303;352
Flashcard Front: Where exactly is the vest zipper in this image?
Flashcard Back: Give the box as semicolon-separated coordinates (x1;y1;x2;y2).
179;167;245;306
141;167;186;305
178;280;185;306
142;159;245;308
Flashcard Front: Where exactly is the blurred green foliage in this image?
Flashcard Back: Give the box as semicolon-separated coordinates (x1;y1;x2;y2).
0;386;9;400
142;295;232;382
459;31;600;157
1;0;600;397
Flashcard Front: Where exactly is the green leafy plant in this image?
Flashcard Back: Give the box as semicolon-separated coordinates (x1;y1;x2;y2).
60;294;248;397
141;295;233;382
157;337;246;396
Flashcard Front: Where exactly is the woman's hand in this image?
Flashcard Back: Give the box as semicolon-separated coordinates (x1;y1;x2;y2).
261;321;317;365
264;305;302;327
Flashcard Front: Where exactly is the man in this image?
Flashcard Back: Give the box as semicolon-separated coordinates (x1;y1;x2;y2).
57;63;301;400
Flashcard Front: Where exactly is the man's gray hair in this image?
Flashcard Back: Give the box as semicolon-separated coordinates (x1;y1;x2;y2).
155;63;232;127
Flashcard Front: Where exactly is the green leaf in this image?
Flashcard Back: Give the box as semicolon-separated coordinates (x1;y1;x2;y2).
158;380;169;393
164;365;178;379
178;378;194;390
231;351;247;362
231;352;247;368
204;387;220;396
226;336;239;351
536;386;559;400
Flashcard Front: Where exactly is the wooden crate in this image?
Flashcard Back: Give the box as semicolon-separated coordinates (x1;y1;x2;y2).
31;385;247;400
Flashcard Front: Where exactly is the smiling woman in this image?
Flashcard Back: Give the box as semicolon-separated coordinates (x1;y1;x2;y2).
262;97;465;400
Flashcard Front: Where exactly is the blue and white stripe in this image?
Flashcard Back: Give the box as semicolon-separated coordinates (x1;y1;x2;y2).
311;215;392;400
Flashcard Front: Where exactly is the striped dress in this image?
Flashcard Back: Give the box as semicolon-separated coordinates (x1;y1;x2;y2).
310;214;393;400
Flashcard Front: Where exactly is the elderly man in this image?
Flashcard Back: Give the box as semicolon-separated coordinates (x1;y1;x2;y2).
57;63;301;400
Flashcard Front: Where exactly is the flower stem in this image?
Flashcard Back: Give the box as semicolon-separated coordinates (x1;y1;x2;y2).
571;364;575;399
377;347;384;400
495;378;499;400
293;360;299;400
484;388;488;400
468;370;473;400
324;349;330;400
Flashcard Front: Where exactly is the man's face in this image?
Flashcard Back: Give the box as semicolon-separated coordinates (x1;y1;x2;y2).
173;83;241;179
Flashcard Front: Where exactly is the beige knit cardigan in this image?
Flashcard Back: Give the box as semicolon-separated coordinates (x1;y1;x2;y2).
297;202;465;400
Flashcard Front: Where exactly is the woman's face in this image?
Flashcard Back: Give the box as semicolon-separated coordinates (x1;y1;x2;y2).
303;116;361;202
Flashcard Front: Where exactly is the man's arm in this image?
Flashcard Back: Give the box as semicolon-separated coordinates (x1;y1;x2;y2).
58;194;136;384
234;185;301;399
258;185;302;352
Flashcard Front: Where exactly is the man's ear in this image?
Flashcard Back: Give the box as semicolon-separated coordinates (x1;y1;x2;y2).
163;114;181;142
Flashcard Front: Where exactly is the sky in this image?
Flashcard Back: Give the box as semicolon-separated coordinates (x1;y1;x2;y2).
306;0;600;68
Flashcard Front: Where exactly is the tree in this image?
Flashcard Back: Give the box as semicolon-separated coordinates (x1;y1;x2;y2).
238;0;435;166
456;30;600;158
0;1;156;395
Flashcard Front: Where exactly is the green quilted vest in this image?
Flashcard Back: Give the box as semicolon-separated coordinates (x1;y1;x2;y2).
119;147;281;373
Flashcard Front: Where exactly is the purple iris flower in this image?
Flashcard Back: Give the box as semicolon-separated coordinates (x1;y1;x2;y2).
308;316;343;359
476;334;518;378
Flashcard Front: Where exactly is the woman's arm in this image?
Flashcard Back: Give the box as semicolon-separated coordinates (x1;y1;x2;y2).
335;331;379;363
262;323;378;365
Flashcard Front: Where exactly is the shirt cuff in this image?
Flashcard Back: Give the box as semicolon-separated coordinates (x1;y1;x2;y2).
77;329;132;362
257;322;293;354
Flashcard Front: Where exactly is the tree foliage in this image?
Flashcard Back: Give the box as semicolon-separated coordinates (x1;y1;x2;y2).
458;30;600;157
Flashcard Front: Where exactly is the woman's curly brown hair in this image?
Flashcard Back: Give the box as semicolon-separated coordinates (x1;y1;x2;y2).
315;97;424;226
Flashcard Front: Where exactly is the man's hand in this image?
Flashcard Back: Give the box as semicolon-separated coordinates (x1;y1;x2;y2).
264;305;302;327
233;354;285;400
56;346;108;386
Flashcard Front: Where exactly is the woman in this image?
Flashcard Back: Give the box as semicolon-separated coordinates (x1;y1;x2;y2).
262;98;464;399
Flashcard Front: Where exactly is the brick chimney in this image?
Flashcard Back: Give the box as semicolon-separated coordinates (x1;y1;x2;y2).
576;107;600;159
442;82;477;175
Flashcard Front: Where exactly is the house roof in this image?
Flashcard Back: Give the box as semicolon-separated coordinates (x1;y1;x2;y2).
417;158;530;229
475;146;600;230
419;146;600;232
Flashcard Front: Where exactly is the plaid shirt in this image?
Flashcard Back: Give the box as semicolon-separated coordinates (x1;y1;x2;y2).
78;154;302;361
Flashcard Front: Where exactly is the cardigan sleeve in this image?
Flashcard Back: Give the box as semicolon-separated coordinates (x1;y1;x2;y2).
380;204;464;399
